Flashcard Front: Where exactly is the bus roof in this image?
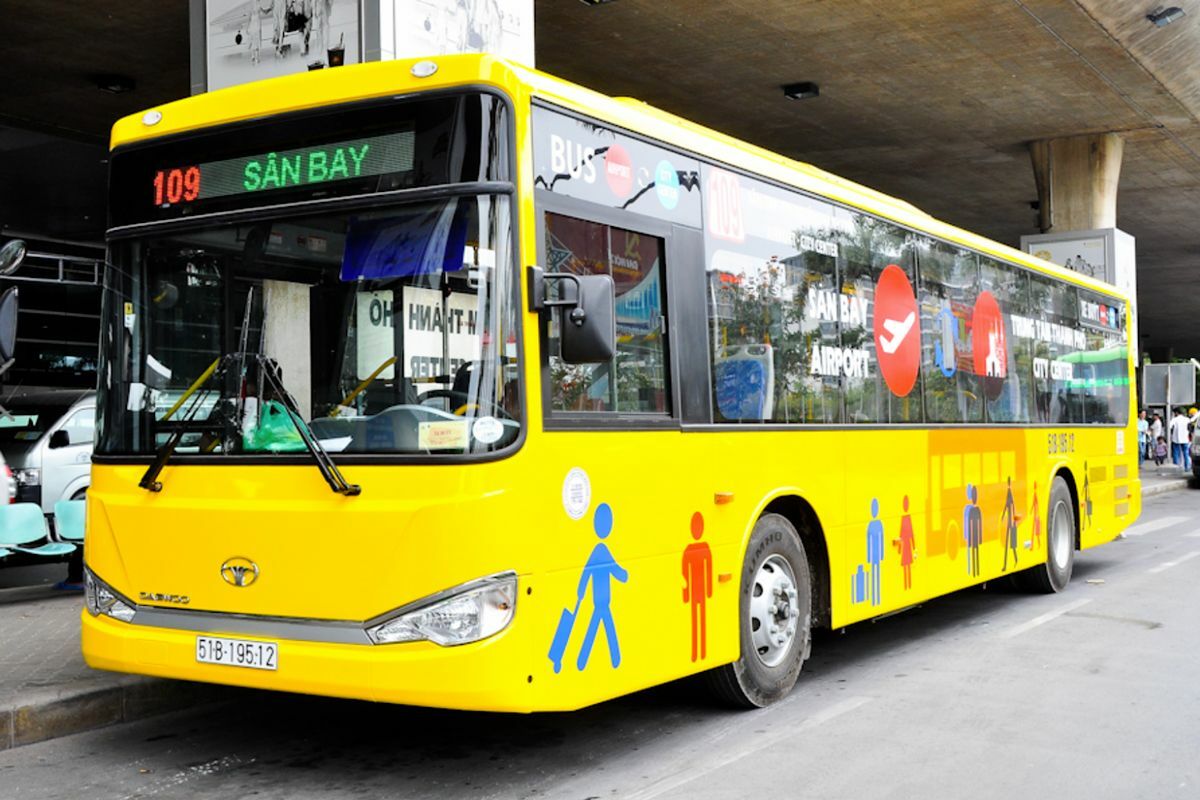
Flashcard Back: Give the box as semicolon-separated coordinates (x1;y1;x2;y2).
110;54;1129;305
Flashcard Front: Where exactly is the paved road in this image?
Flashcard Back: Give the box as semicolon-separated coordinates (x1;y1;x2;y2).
3;491;1199;799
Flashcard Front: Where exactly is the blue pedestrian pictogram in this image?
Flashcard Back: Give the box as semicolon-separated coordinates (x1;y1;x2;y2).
548;502;629;673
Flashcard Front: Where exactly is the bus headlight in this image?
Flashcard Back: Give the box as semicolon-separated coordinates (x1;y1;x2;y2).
366;573;516;646
84;569;137;624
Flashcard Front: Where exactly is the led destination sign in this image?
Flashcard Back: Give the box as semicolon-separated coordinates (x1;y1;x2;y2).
150;130;415;208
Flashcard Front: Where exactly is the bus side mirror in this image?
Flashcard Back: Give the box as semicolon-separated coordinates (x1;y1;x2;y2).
528;266;616;364
0;240;26;277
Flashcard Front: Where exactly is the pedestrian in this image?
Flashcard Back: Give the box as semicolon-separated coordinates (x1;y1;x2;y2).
1155;435;1169;466
1137;409;1150;465
1170;407;1191;470
1151;412;1164;447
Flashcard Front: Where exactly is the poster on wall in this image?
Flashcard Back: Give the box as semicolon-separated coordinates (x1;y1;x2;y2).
206;0;361;91
1025;235;1108;282
379;0;534;65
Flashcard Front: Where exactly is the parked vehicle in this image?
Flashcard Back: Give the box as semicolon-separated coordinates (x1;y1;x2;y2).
0;390;95;513
0;449;14;504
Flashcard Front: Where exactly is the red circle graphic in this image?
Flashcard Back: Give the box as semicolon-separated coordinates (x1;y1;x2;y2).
971;290;1007;399
604;144;633;198
873;264;920;397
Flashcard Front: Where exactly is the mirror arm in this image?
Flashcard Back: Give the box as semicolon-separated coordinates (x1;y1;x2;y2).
527;266;587;324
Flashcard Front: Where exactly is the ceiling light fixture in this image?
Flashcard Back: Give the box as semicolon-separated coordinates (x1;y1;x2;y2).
1147;6;1186;26
782;82;820;100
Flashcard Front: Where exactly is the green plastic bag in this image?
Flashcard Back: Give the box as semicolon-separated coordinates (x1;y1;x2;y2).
242;400;307;453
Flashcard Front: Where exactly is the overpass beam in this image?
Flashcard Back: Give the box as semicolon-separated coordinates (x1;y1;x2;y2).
1028;133;1124;233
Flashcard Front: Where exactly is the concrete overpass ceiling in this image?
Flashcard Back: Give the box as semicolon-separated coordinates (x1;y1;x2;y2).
2;0;1198;352
537;0;1200;354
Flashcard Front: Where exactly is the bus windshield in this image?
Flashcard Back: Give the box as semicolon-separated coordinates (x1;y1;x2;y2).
97;195;521;458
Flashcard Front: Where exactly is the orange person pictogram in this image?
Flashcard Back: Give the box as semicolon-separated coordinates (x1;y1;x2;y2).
682;512;714;662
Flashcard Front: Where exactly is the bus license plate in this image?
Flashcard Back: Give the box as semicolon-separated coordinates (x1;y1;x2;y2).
196;636;278;671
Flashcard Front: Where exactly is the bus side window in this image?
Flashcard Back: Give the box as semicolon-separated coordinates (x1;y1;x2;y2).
917;238;981;424
543;213;669;416
701;167;841;425
977;257;1033;424
837;210;922;424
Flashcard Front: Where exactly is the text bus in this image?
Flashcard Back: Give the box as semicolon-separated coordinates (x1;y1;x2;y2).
82;55;1137;711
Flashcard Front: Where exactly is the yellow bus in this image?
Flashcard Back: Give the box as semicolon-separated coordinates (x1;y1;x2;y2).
82;55;1138;711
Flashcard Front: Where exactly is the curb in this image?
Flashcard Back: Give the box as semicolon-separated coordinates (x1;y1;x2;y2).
1;677;232;752
1142;479;1190;497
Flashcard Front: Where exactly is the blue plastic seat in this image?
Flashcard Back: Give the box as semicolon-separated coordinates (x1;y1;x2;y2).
0;502;75;557
54;499;86;543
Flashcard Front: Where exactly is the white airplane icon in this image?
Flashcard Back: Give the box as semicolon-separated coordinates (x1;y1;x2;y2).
879;311;916;354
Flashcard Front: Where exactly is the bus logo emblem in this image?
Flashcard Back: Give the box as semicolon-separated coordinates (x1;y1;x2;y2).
220;557;259;588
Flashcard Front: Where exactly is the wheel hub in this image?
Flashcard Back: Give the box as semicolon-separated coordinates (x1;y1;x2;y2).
750;555;800;667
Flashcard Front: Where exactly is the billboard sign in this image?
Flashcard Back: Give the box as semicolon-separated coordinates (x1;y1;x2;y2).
379;0;534;65
204;0;361;92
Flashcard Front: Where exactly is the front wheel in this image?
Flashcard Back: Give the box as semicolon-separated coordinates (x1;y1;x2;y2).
1015;476;1075;593
705;513;812;707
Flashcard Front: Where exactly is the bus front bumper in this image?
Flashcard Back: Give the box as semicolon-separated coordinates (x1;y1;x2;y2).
81;608;536;712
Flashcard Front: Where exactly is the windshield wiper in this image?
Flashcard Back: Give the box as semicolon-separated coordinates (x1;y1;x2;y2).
256;354;361;496
139;355;232;492
140;353;361;496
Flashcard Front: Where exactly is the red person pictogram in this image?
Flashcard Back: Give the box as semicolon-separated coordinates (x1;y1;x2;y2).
892;495;916;590
682;512;714;662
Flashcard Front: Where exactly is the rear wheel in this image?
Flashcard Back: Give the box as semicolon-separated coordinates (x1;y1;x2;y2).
705;513;811;707
1015;476;1075;593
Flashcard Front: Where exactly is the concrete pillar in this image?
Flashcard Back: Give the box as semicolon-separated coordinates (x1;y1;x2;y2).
1028;133;1124;233
263;280;312;419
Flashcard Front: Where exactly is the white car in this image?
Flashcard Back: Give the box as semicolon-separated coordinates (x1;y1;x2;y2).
0;390;94;512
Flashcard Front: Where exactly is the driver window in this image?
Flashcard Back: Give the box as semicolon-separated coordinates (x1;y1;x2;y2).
544;212;669;415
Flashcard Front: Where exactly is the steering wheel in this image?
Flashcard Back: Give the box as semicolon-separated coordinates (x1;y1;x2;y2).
418;389;468;411
419;390;511;421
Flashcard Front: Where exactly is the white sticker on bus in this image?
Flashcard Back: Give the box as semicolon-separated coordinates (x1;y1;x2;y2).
473;416;503;444
562;467;591;520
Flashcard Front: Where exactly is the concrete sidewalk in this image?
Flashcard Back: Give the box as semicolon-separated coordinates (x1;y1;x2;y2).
0;592;229;751
0;467;1190;751
1139;462;1193;496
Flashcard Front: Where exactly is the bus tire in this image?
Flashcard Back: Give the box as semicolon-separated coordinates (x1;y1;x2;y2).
705;513;811;708
1015;476;1075;593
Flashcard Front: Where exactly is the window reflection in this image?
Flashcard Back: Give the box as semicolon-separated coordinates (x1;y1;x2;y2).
544;213;668;414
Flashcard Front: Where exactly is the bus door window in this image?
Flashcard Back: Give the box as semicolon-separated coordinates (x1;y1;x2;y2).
544;213;669;415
